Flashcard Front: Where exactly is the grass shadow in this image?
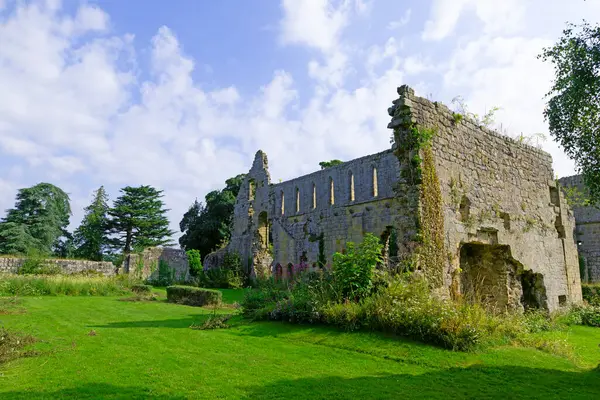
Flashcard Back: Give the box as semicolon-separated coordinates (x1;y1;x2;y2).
0;383;187;400
90;314;245;329
243;365;600;399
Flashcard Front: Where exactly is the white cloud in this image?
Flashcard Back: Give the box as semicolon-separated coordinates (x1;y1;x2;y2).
387;8;411;30
279;0;350;52
422;0;525;41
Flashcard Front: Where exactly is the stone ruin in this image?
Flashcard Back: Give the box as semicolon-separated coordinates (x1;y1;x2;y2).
206;85;582;312
124;247;190;282
558;174;600;283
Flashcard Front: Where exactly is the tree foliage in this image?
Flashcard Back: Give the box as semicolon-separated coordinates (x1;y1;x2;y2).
540;21;600;204
73;186;110;261
319;160;343;169
107;185;174;254
0;183;71;255
179;174;245;258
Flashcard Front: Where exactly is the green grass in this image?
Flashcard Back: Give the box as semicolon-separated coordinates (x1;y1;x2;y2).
0;291;599;399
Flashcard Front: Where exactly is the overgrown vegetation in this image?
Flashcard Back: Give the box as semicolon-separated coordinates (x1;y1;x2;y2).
0;275;134;296
17;252;62;275
241;234;598;353
318;160;344;169
187;249;202;277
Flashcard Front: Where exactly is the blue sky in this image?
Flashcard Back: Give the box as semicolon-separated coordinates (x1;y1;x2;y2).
1;0;599;239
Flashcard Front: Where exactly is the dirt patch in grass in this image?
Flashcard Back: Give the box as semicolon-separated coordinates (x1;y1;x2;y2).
0;297;27;315
0;327;38;365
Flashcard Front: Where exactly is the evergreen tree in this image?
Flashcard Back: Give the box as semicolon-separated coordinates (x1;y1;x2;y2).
73;186;110;261
0;183;71;255
107;185;174;254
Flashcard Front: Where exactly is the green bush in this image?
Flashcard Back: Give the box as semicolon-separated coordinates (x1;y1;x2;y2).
131;284;152;294
582;284;600;306
569;304;600;327
0;275;134;296
166;285;222;306
187;249;203;277
332;233;383;301
18;256;62;275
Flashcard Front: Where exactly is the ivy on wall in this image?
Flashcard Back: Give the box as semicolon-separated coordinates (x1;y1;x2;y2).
391;100;445;288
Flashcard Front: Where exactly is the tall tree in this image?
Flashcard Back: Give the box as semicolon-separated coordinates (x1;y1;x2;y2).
73;186;110;261
0;183;71;255
540;21;600;204
107;185;174;254
179;174;245;257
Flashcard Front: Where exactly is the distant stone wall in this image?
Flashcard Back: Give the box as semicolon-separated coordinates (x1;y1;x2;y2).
0;257;116;276
558;174;600;283
125;247;190;283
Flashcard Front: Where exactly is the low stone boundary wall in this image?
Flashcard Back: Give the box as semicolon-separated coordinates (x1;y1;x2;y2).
0;257;116;276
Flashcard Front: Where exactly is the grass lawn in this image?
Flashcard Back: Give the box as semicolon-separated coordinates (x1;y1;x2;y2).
1;291;599;399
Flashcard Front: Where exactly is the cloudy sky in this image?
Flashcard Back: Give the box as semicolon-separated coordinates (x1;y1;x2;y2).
1;0;599;239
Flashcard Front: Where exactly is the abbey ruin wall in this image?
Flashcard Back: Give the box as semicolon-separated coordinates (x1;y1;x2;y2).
212;84;583;312
558;174;600;283
395;86;582;311
0;257;115;276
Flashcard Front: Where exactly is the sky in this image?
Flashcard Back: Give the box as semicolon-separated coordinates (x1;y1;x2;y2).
1;0;599;241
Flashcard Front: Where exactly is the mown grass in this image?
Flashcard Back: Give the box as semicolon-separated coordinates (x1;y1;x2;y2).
0;291;599;399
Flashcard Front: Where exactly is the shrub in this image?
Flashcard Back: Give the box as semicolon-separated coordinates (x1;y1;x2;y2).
166;285;222;306
332;233;383;301
569;304;600;327
187;249;203;277
582;284;600;306
131;284;152;294
18;255;62;275
322;302;365;331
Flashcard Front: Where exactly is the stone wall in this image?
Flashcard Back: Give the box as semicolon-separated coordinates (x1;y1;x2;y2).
558;174;600;282
0;257;116;276
125;247;190;283
208;84;582;312
395;85;582;311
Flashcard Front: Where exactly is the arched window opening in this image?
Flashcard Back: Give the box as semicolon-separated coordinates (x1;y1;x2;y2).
312;183;316;209
295;187;300;213
249;179;256;201
329;177;335;205
373;167;378;197
349;171;355;202
280;191;285;215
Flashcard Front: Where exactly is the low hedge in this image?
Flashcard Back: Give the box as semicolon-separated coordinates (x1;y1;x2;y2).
166;286;222;307
131;284;152;294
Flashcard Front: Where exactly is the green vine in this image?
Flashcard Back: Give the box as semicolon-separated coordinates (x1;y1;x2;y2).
417;144;445;287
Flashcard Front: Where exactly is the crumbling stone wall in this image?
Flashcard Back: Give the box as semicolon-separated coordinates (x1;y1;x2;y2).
125;247;189;282
208;84;582;312
558;174;600;282
0;257;116;276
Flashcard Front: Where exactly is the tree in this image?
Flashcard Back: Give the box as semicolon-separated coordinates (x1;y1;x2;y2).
0;183;71;255
107;185;174;254
540;21;600;204
73;186;110;261
179;174;245;258
319;160;343;169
